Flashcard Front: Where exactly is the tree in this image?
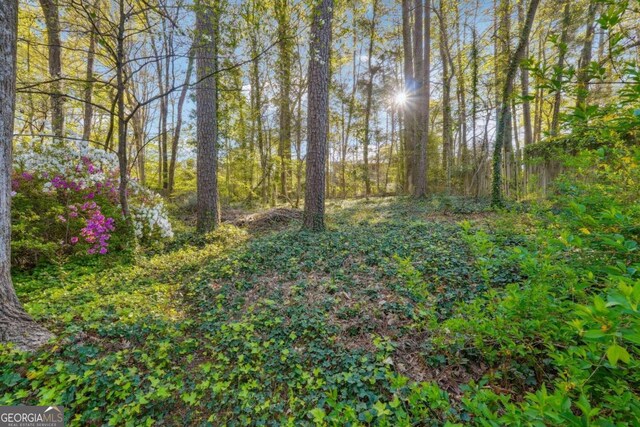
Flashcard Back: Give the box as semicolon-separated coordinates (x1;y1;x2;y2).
412;0;424;193
414;0;430;198
401;0;415;193
168;48;195;195
575;1;598;110
550;0;571;135
362;0;380;198
302;0;334;232
38;0;64;140
0;0;52;351
196;0;220;232
275;0;293;202
437;0;454;193
492;0;540;206
82;0;100;142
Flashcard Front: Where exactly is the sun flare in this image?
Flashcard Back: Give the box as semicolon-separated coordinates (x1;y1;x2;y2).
394;91;408;106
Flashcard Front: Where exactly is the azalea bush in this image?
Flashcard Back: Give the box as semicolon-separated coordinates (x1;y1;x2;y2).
11;140;173;268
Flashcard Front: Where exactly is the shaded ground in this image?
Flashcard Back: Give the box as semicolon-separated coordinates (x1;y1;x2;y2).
2;196;527;425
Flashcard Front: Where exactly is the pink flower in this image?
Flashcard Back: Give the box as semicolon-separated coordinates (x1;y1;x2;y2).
57;215;67;223
70;236;79;244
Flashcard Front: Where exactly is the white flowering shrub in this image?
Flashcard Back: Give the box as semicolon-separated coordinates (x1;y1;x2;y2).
11;140;172;266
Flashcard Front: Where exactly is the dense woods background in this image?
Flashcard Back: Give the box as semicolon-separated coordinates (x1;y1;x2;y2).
12;0;639;205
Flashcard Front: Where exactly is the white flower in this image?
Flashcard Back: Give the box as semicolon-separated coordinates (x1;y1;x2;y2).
14;140;173;243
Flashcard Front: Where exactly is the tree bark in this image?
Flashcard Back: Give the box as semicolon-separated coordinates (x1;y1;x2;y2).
492;0;540;206
39;0;64;140
82;2;98;142
551;0;571;135
411;0;424;193
362;0;380;198
1;0;53;351
401;0;414;193
415;0;430;197
437;0;453;193
302;0;333;232
196;0;220;232
276;0;293;202
518;0;533;145
116;0;129;218
168;48;195;195
575;1;598;110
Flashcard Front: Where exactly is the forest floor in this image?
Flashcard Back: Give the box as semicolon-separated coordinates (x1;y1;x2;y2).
2;197;537;425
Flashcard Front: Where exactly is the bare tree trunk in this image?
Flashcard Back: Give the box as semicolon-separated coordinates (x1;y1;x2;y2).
343;11;359;198
195;0;220;232
116;0;129;218
275;0;292;202
492;0;540;205
302;0;333;232
39;0;64;140
518;0;533;145
362;0;380;198
247;6;268;205
471;27;480;194
1;0;53;351
294;76;304;207
437;0;453;193
415;0;430;197
575;1;598;110
401;0;414;193
82;2;98;142
168;48;194;195
411;0;424;193
551;0;571;135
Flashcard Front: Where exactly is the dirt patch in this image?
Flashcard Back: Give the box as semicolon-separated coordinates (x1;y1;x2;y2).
227;208;302;231
424;211;495;223
393;339;489;399
221;208;251;223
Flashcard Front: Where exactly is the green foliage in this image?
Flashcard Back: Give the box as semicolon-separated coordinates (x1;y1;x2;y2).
2;187;639;424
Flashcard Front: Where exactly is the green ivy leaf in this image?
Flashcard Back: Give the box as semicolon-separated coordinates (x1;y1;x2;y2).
606;344;630;366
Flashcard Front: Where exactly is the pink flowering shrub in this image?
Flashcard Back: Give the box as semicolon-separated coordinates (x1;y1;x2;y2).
11;141;172;268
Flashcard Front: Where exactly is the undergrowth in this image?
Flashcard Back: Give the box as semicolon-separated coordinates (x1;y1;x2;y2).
1;169;639;425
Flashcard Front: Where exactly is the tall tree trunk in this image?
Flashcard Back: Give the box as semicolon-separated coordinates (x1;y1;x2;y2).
196;0;220;232
575;1;598;110
362;0;380;198
343;10;359;198
411;0;424;193
414;0;431;197
471;27;480;194
415;0;430;197
302;0;333;232
455;2;468;193
116;0;129;218
518;0;533;145
1;0;53;351
275;0;292;202
161;23;172;192
492;0;540;206
39;0;64;140
82;3;98;142
551;0;571;135
401;0;414;193
437;0;453;193
168;48;195;195
294;75;304;207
